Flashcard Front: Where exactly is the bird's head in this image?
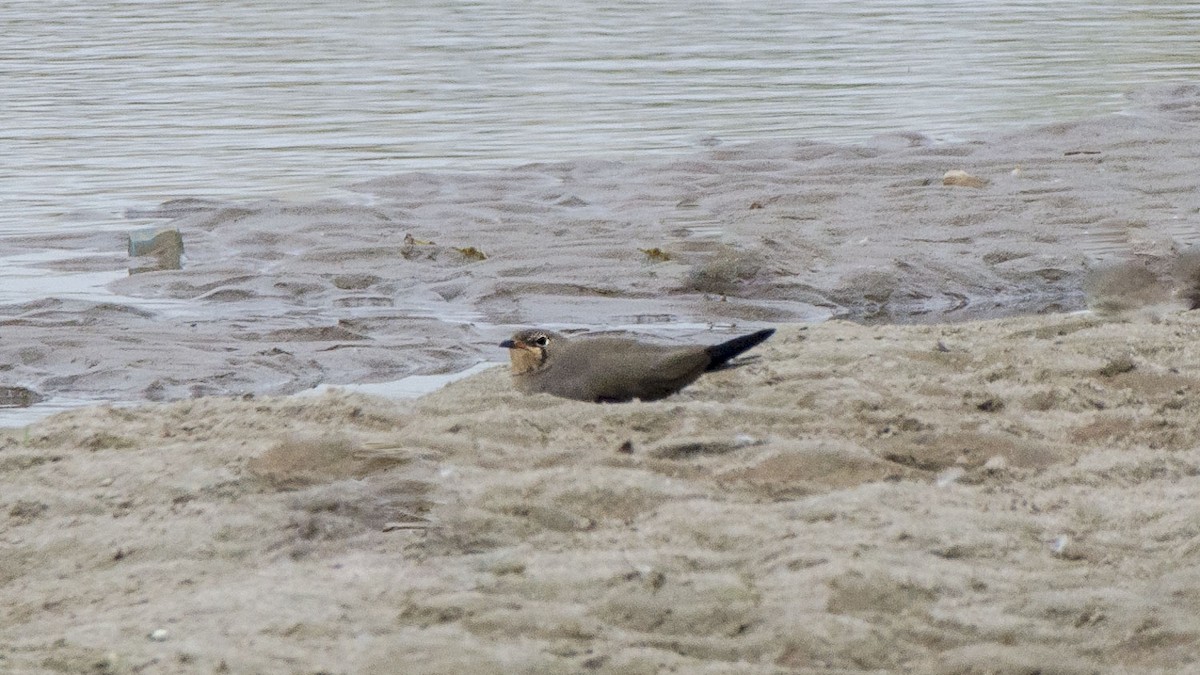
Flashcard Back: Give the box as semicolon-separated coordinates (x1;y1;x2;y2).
499;329;561;375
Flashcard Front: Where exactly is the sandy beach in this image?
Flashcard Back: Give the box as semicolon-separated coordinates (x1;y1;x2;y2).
4;85;1200;672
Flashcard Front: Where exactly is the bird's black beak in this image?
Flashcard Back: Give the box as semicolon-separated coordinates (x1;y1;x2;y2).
499;339;517;349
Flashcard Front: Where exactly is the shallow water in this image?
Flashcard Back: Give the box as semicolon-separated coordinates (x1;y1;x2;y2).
3;2;1200;424
2;362;503;427
0;250;125;306
4;0;1199;236
297;362;499;400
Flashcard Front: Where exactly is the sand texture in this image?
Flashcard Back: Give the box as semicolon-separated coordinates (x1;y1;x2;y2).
6;313;1200;673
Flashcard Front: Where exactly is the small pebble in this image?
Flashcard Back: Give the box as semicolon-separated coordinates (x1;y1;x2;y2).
148;628;168;642
936;467;965;487
942;169;987;188
983;455;1008;471
734;433;760;447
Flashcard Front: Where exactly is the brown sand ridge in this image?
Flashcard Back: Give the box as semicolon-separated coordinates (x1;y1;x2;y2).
5;86;1200;671
6;312;1200;672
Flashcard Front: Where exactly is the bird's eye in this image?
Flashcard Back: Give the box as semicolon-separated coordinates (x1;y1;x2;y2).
534;335;549;347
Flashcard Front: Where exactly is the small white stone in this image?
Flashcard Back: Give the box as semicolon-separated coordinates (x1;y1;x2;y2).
943;169;987;188
148;628;168;642
936;467;965;487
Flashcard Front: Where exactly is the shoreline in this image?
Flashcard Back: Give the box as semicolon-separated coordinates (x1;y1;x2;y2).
4;87;1200;416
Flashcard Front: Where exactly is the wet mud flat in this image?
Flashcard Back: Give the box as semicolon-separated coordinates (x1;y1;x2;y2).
2;85;1200;412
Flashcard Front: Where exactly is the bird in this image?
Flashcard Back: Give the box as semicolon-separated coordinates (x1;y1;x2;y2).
499;327;775;403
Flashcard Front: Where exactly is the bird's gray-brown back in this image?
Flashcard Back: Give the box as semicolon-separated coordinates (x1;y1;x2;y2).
537;337;710;402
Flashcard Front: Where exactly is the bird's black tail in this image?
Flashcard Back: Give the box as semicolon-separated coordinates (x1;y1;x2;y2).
704;328;775;371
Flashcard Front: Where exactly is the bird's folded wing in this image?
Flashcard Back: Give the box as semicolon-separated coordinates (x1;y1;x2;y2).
594;348;709;401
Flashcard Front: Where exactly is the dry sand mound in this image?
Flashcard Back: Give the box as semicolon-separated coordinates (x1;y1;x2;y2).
5;312;1200;673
